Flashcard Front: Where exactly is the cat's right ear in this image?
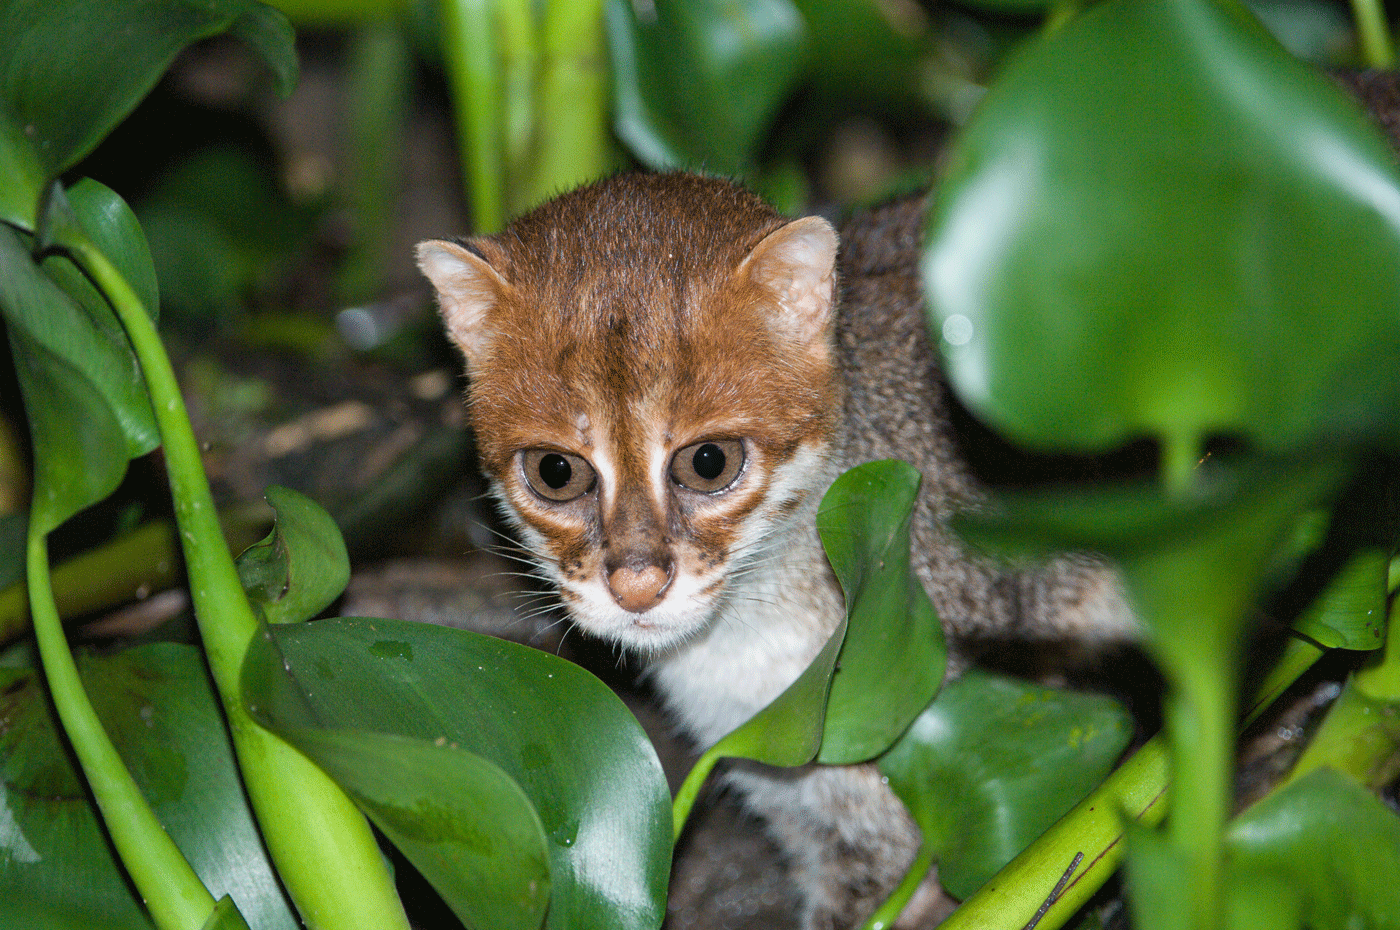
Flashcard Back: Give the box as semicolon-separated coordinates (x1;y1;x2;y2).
415;239;507;364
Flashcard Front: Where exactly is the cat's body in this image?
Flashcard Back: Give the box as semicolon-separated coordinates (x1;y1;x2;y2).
417;173;1131;929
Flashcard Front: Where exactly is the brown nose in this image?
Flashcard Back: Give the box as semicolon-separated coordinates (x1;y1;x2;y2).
607;563;673;612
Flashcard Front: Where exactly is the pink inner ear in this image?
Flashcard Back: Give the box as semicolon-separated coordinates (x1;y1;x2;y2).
415;240;507;363
742;216;839;347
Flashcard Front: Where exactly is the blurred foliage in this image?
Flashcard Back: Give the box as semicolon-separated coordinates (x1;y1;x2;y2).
2;2;1400;930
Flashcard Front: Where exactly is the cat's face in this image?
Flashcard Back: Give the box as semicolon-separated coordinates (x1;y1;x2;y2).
418;175;842;653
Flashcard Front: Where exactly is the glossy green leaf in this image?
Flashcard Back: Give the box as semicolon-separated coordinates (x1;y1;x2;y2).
675;462;944;834
0;0;296;228
204;896;253;930
878;670;1132;900
0;646;298;930
1291;546;1388;650
923;0;1400;465
787;0;927;112
55;179;161;321
1228;768;1400;930
816;459;946;764
1126;824;1308;930
0;98;45;231
607;0;806;172
0;184;160;533
236;486;349;625
243;617;671;930
7;330;131;535
244;626;550;930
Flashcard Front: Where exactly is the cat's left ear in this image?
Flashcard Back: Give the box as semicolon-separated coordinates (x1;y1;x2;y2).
738;216;839;348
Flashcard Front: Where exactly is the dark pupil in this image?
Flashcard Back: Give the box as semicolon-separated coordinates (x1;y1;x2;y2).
692;443;726;481
539;454;572;489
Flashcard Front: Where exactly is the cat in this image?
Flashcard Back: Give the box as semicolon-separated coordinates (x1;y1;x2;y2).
416;172;1132;929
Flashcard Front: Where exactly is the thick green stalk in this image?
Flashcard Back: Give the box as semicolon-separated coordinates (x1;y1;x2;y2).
495;0;536;211
1353;587;1400;701
440;0;505;232
75;242;410;930
337;20;411;304
1351;0;1395;69
27;527;216;930
936;633;1324;930
524;0;611;213
939;738;1168;930
1164;660;1234;930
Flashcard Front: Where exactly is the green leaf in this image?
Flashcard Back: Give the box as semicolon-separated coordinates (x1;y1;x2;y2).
245;625;550;930
787;0;927;112
674;461;944;833
0;0;296;227
607;0;807;173
243;617;671;930
1291;547;1389;650
8;331;131;534
203;896;253;930
1228;768;1400;930
0;646;298;930
59;179;161;321
236;486;349;625
0;98;46;231
923;0;1400;464
0;183;161;532
878;670;1132;900
816;460;946;764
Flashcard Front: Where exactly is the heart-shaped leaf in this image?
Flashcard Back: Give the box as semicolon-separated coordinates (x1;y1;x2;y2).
673;461;944;834
0;183;161;532
607;0;807;173
878;669;1132;899
243;617;671;930
817;459;946;764
923;0;1400;466
236;486;349;625
0;0;296;230
1227;767;1400;930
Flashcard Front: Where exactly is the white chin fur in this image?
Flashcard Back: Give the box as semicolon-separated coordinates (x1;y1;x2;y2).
559;573;724;654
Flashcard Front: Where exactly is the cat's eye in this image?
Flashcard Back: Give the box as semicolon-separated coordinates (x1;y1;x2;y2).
671;440;744;493
521;449;596;502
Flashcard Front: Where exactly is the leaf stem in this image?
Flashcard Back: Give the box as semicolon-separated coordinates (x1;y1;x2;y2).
672;744;723;843
72;241;411;930
859;843;935;930
939;631;1326;930
525;0;612;213
1163;659;1233;930
939;738;1168;930
1353;587;1400;701
27;526;216;930
1043;0;1085;34
440;0;505;233
1351;0;1395;69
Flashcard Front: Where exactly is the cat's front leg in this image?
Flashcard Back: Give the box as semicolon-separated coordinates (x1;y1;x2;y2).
726;762;955;930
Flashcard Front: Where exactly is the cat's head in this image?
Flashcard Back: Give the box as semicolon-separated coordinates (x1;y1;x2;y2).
417;173;841;653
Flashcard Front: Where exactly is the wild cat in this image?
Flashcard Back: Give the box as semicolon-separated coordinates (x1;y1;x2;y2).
416;172;1131;928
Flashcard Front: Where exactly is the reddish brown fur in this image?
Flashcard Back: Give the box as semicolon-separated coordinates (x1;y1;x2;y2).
457;174;841;561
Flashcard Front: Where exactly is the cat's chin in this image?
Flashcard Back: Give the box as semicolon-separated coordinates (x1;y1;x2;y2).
563;591;723;655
